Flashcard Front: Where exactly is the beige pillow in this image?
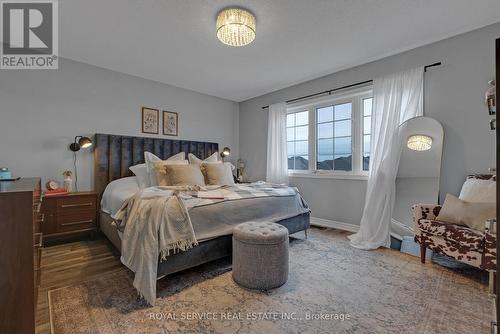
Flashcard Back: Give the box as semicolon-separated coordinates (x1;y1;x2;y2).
153;160;189;186
145;151;186;186
201;162;235;186
163;164;205;186
436;194;496;231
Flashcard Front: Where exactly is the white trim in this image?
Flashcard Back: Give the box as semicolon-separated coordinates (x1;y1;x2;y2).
290;172;368;180
310;217;360;233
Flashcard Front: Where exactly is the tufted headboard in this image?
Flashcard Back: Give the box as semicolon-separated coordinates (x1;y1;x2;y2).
93;133;218;197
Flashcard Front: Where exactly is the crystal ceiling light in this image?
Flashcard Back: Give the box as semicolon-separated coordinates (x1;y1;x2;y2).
216;8;256;47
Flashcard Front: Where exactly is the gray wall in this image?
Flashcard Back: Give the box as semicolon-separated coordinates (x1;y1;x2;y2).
0;58;238;191
239;23;499;225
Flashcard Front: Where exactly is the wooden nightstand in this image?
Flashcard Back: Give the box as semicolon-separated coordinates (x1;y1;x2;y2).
41;191;98;243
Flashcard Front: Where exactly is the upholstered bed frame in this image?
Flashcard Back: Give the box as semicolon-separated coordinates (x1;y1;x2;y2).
93;133;310;278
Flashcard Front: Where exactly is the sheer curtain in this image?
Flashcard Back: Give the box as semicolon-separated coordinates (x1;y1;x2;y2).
349;66;424;250
266;102;289;184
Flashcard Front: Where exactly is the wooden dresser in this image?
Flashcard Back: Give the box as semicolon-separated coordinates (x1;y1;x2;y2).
41;191;98;242
0;178;43;334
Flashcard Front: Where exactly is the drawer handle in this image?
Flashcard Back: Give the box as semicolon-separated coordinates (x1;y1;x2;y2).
34;232;43;248
35;214;44;223
60;219;94;227
60;202;93;208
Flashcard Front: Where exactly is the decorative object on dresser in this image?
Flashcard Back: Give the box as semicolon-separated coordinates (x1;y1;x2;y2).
162;110;178;136
40;191;98;243
142;107;159;134
0;178;43;334
0;167;20;181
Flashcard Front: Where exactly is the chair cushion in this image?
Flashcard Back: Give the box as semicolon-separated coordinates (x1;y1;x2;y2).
233;222;288;245
417;219;484;251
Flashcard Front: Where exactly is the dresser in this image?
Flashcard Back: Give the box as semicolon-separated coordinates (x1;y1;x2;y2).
41;191;98;242
0;178;43;334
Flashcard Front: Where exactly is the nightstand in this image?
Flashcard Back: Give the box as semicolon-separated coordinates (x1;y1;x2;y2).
41;191;98;243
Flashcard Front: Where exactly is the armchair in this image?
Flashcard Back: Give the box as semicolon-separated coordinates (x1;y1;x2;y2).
412;175;496;272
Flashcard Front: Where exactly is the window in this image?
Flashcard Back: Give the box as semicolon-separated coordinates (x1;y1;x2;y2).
286;87;372;177
287;110;309;170
317;103;352;171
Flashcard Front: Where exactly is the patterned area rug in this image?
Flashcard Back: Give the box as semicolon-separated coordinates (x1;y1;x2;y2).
49;228;492;334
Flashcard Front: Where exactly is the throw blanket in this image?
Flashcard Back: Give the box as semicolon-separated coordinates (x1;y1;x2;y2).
114;188;199;305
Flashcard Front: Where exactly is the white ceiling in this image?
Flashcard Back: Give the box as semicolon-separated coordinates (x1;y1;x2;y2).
58;0;500;102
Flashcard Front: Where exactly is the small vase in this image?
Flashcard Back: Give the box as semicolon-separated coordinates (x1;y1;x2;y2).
63;177;73;192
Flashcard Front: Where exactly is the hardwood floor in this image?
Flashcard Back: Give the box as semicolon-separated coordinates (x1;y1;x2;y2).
36;237;122;334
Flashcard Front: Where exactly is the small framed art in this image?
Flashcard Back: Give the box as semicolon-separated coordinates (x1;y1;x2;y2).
163;111;178;136
142;107;159;134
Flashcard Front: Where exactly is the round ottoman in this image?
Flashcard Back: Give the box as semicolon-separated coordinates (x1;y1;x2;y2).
232;221;289;290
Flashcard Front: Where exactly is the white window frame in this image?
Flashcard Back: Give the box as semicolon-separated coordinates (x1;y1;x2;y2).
287;86;373;180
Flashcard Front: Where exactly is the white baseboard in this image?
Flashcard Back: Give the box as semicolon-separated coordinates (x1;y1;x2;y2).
310;217;359;233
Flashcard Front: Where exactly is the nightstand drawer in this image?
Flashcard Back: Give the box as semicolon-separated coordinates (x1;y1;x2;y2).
56;212;96;233
56;195;97;213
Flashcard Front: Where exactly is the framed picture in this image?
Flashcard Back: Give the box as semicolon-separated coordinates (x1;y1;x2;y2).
142;107;159;134
163;111;178;136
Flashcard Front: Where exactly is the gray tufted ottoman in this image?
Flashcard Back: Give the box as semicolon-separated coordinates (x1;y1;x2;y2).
232;221;289;290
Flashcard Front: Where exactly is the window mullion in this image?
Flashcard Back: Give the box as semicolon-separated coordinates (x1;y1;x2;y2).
309;106;315;172
352;96;361;174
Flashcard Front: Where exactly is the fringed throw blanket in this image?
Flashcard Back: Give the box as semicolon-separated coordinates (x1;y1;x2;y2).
114;188;199;305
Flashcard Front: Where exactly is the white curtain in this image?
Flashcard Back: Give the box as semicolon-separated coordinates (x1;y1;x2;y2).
349;66;424;250
266;102;289;184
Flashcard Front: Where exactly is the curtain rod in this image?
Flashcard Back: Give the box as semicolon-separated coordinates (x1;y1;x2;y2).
261;62;442;109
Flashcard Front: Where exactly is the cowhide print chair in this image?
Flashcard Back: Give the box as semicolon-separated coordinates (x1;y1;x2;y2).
413;175;496;274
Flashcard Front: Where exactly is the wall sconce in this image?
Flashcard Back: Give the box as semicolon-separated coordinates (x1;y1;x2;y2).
69;136;93;152
220;147;231;160
68;136;93;191
407;135;433;151
485;80;496;115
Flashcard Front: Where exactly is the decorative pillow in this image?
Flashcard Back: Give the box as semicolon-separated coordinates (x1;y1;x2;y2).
144;151;186;186
163;164;206;186
200;162;235;186
459;178;495;203
129;164;149;189
188;152;236;171
436;194;496;231
188;152;219;165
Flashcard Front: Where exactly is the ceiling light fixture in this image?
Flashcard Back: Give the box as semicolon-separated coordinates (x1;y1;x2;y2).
407;135;433;151
216;8;256;47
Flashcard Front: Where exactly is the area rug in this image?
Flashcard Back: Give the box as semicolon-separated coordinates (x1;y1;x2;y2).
48;228;492;334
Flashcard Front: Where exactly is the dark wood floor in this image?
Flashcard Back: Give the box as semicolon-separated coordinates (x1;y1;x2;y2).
35;237;122;334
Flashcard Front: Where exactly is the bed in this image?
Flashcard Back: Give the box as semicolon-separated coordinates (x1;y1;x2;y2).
94;133;310;278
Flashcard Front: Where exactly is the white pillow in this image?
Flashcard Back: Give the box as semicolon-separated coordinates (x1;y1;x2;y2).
459;178;495;203
144;152;186;186
129;164;149;189
188;152;236;171
188;152;219;165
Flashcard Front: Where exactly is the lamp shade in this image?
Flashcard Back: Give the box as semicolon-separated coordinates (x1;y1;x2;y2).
221;147;231;157
216;8;256;47
69;136;93;152
407;135;432;151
